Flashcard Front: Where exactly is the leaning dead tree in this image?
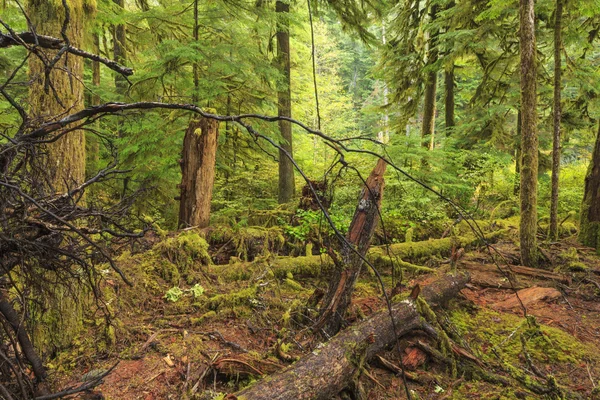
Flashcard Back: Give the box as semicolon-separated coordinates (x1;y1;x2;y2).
313;159;387;337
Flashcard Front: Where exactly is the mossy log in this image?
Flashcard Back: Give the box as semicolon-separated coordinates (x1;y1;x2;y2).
215;229;507;282
232;272;470;400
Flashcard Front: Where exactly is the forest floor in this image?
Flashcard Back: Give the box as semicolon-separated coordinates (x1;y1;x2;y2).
51;222;600;400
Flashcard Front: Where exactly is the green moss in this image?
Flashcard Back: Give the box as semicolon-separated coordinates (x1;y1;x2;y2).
283;278;304;291
208;286;258;311
191;311;217;325
451;308;596;366
156;231;211;272
559;247;588;272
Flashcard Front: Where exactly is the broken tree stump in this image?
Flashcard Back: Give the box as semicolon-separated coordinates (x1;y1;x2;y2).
178;116;219;229
233;272;470;400
314;159;387;337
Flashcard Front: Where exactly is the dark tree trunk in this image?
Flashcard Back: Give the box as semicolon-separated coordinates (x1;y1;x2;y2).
421;5;439;150
549;0;563;241
113;0;127;95
178;117;219;229
514;110;522;196
444;64;455;135
519;0;539;267
234;273;470;400
314;159;386;337
579;122;600;251
276;0;294;203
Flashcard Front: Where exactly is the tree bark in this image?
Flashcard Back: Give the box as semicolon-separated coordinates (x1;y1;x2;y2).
28;0;88;193
178;117;219;229
579;122;600;251
314;159;386;337
444;64;455;135
519;0;539;267
514;110;522;196
234;272;470;400
276;0;295;203
549;0;563;241
421;5;439;150
113;0;127;95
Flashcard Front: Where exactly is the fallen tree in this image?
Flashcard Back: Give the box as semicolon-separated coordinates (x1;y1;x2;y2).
232;272;470;400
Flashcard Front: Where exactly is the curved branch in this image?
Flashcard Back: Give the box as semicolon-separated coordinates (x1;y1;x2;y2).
0;31;133;76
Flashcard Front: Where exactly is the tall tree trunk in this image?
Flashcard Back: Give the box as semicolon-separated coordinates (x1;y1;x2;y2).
28;0;87;193
579;122;600;251
276;0;294;203
421;5;439;150
549;0;563;241
178;116;219;229
192;0;199;103
444;64;455;134
519;0;539;267
113;0;127;95
514;110;522;196
314;159;386;337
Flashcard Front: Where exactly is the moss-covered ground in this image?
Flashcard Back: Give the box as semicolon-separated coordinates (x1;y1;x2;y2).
49;222;600;399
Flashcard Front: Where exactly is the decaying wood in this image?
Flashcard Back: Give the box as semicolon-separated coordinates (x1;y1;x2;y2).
178;116;219;229
314;159;387;336
233;272;469;400
461;261;571;284
491;287;562;311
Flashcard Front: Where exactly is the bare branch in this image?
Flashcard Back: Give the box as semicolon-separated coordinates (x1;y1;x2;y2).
0;31;134;76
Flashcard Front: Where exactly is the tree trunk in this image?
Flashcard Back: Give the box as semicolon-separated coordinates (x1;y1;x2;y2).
276;0;294;203
28;0;87;193
579;122;600;251
178;117;219;229
444;64;455;135
314;159;386;337
421;5;439;150
113;0;127;95
549;0;563;241
234;272;470;400
519;0;539;267
514;110;522;196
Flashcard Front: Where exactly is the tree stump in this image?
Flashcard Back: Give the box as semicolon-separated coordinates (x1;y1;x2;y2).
178;116;219;229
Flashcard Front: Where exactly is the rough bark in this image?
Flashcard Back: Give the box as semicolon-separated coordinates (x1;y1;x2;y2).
314;159;386;337
178;117;219;229
113;0;127;95
579;122;600;251
276;0;294;203
28;0;88;193
444;64;455;135
514;111;522;196
519;0;539;267
234;272;470;400
549;0;563;241
421;5;439;150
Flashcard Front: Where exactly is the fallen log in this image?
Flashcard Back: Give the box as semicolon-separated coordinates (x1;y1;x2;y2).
232;272;469;400
461;261;571;285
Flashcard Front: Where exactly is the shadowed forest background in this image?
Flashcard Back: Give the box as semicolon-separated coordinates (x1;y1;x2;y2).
2;0;600;398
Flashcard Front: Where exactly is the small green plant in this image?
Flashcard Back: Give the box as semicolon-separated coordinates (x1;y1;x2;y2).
164;284;205;302
165;286;184;302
